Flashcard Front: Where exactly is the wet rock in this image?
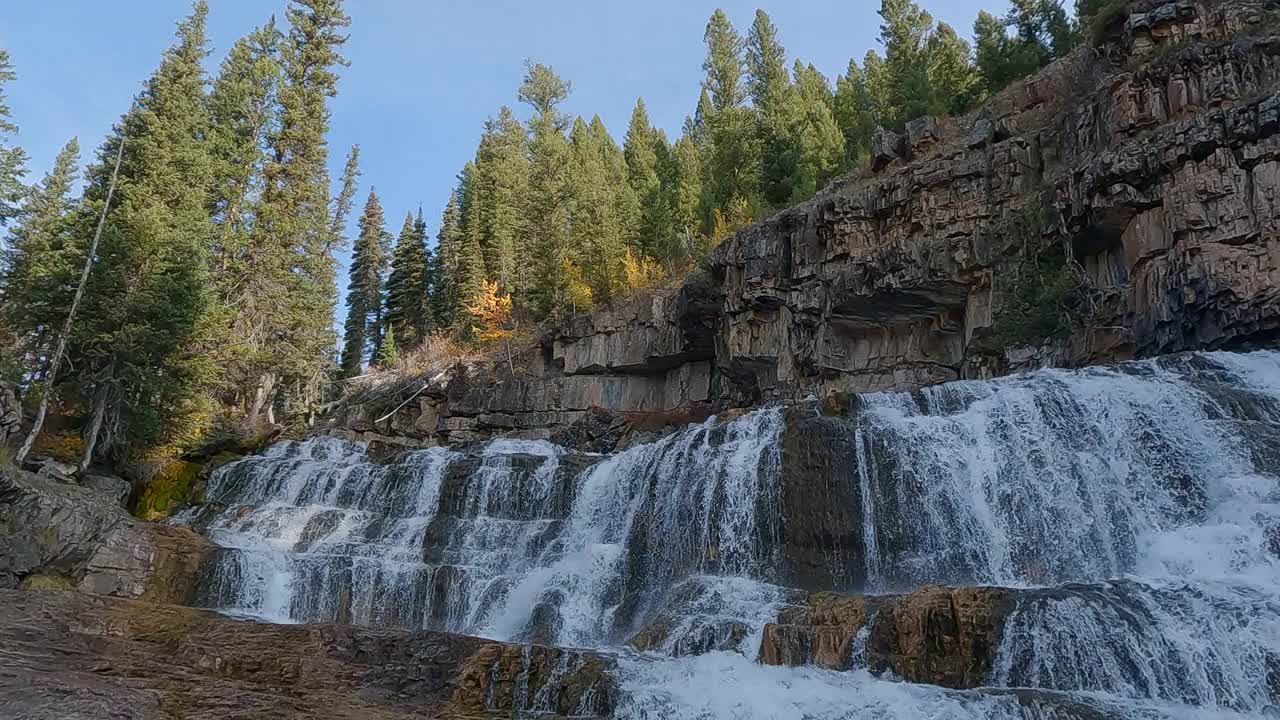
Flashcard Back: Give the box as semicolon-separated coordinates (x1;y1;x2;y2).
0;466;124;588
78;523;213;605
448;642;615;718
0;588;613;719
761;585;1016;689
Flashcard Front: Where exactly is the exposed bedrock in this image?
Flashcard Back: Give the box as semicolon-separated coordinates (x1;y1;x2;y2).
0;589;614;720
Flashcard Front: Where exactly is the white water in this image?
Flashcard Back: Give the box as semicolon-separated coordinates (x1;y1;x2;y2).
185;351;1280;718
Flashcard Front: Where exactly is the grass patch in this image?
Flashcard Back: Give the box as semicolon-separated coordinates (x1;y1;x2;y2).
19;573;77;591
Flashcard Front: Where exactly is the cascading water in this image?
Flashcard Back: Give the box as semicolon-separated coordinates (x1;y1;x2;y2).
183;351;1280;719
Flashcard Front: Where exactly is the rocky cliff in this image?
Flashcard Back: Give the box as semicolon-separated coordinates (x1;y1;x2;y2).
329;0;1280;449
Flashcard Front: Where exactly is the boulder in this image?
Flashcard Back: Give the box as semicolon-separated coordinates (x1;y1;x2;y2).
870;126;904;170
904;115;941;156
0;466;211;601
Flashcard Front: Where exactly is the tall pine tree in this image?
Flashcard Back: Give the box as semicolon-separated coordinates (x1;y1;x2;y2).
72;1;215;464
252;0;350;419
384;209;431;350
1;137;80;372
521;62;577;317
434;189;464;329
339;189;385;378
0;48;27;227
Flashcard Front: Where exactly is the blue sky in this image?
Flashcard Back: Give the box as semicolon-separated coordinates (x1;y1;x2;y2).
2;0;1004;312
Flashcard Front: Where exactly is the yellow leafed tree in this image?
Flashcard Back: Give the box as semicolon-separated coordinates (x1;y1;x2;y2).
622;248;664;293
467;279;517;373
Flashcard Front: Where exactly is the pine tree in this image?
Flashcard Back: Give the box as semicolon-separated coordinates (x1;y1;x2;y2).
624;98;670;258
251;0;350;418
783;62;844;202
414;209;435;336
72;1;216;463
834;58;878;170
433;189;463;328
569;116;631;301
202;21;282;403
927;22;982;116
375;325;398;367
0;48;28;226
1;137;80;370
521;62;576;317
470;106;528;298
668;135;705;258
339;189;385;378
384;209;430;350
746;9;796;208
701;10;759;230
878;0;937;127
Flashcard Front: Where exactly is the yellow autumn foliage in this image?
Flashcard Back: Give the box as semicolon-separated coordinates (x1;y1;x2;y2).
467;279;514;343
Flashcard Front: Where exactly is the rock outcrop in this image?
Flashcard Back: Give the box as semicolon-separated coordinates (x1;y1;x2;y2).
759;586;1013;690
0;466;211;601
0;589;614;719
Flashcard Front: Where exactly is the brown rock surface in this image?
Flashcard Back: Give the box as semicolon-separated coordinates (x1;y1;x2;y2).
759;585;1014;689
0;589;614;719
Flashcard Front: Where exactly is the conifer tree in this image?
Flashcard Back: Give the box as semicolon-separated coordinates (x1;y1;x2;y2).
701;10;759;230
927;23;982;115
0;48;28;226
375;326;398;367
202;21;282;403
834;58;878;170
1;137;80;369
624;98;670;258
521;62;576;317
72;1;215;464
747;10;797;208
783;62;844;202
433;189;463;328
668;135;705;258
339;189;385;378
252;0;350;417
384;209;430;350
569;116;632;301
470;106;528;298
878;0;935;127
414;208;436;336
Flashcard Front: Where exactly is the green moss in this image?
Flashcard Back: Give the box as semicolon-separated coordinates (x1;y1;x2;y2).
136;459;202;520
19;573;77;591
820;391;851;417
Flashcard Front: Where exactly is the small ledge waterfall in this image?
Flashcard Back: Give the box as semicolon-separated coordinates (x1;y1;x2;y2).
184;350;1280;719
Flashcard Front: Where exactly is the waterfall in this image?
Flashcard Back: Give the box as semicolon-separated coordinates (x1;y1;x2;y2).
192;408;788;647
184;351;1280;718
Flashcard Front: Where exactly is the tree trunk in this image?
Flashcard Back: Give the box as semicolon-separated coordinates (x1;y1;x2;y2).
16;139;125;467
78;378;110;474
246;372;277;428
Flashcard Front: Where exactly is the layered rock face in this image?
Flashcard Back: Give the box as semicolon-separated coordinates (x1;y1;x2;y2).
711;0;1280;401
329;0;1280;449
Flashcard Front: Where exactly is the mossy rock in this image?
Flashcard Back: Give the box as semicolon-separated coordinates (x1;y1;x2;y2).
136;460;202;520
19;573;77;591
